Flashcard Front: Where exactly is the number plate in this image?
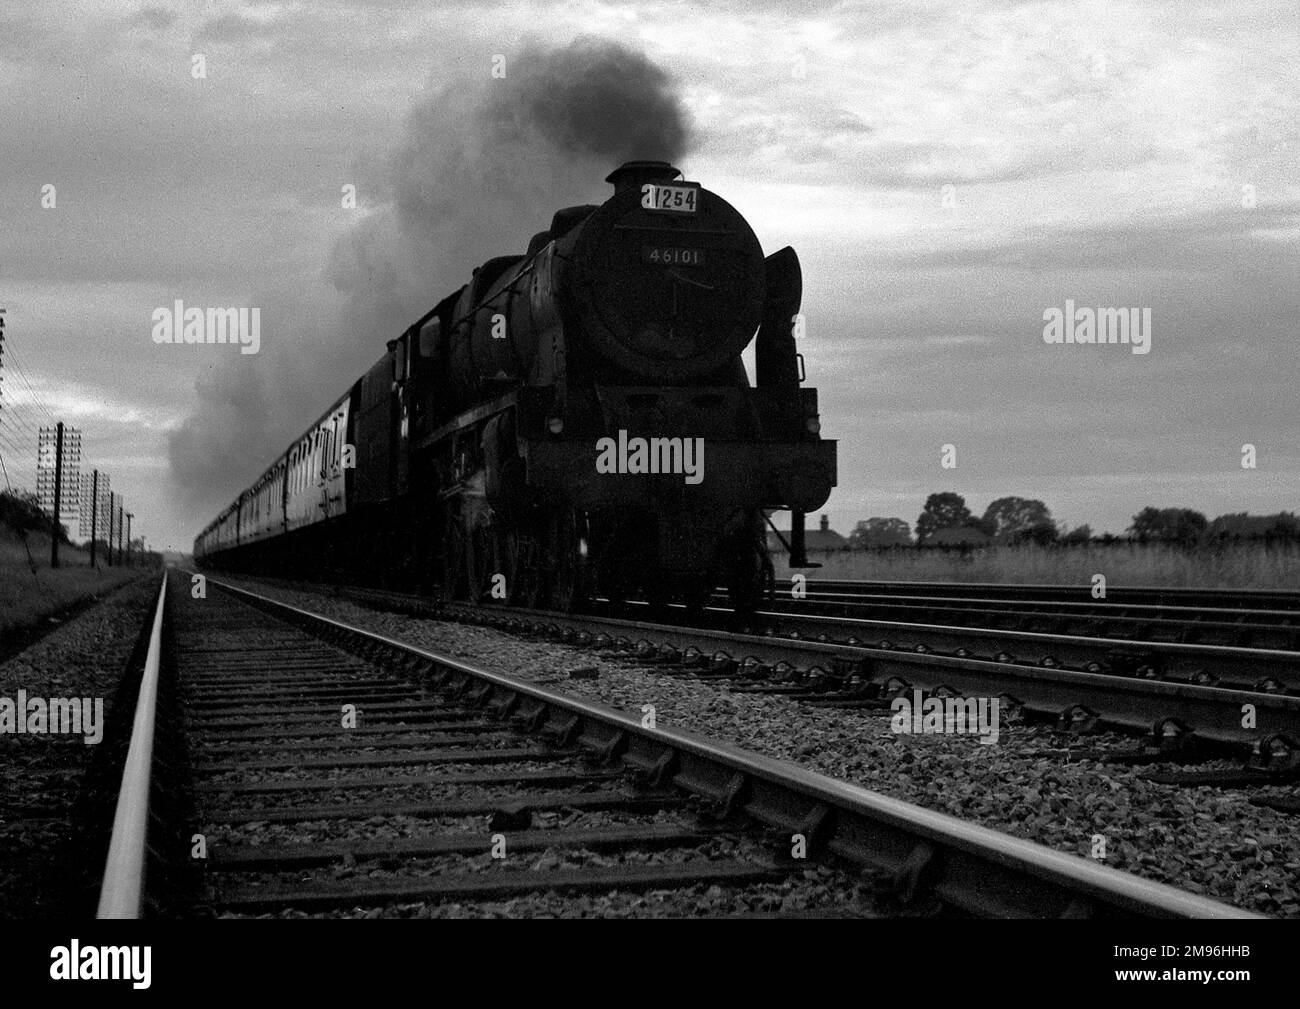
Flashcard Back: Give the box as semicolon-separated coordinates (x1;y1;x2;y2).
641;183;699;213
641;245;704;266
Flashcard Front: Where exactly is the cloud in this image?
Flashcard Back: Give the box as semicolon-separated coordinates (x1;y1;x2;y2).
168;36;695;520
193;12;280;44
6;0;1296;547
133;7;176;30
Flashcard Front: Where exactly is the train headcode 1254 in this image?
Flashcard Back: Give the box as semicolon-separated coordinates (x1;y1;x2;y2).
641;182;698;213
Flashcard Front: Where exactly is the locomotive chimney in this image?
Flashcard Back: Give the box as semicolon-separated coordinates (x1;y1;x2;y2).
606;160;682;194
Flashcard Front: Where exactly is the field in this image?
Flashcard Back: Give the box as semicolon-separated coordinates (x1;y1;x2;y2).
776;542;1300;590
0;528;149;653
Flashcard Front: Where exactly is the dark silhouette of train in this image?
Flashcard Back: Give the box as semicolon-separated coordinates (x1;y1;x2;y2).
194;161;836;611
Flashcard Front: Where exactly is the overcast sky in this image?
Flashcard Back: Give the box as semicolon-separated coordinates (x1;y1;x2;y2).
1;0;1296;551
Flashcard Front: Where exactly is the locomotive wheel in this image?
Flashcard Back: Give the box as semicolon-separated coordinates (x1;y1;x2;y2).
642;574;673;618
723;534;769;614
466;523;494;602
725;560;762;613
595;559;628;611
591;520;636;612
495;527;541;607
445;519;469;601
682;575;713;615
445;513;493;602
545;507;589;613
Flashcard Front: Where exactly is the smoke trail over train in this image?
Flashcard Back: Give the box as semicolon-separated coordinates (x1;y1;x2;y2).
169;38;693;514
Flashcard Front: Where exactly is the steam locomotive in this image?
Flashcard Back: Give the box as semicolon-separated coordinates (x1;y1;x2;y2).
194;161;837;611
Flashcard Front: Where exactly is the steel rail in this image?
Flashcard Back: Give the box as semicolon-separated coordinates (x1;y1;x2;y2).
701;605;1300;692
204;575;1261;918
807;579;1300;610
208;576;1300;738
755;594;1300;647
596;595;1300;692
451;603;1300;749
728;595;1300;650
96;570;169;919
781;590;1300;624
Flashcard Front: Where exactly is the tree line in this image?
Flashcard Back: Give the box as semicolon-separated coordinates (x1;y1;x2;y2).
849;493;1300;548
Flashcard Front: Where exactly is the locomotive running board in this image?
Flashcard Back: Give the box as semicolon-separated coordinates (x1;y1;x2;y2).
413;390;519;453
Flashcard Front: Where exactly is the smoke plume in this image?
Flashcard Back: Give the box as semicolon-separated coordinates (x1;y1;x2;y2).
168;37;692;523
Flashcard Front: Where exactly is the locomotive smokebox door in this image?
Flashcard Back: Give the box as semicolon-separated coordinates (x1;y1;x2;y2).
563;163;766;383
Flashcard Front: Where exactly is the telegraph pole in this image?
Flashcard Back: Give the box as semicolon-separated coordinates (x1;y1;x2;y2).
107;493;115;566
126;512;133;567
89;470;99;567
51;421;64;569
0;310;6;447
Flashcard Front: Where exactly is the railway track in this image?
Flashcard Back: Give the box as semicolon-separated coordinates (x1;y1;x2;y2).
95;570;1260;918
273;577;1300;696
206;576;1300;757
449;604;1300;759
640;600;1300;695
178;590;791;915
807;579;1300;612
748;589;1300;650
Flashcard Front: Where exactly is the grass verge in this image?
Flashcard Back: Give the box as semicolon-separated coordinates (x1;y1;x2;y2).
0;528;152;658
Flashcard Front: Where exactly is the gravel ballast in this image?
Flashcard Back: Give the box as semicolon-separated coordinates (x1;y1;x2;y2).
0;574;160;917
211;578;1300;917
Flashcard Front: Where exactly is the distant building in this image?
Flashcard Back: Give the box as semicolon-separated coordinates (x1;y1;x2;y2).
766;514;849;553
921;526;991;547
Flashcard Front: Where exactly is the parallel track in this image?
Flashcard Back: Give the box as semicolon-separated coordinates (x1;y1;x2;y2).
807;579;1300;611
177;585;791;914
206;576;1300;752
650;600;1300;695
750;589;1300;650
99;572;1261;918
448;603;1300;756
